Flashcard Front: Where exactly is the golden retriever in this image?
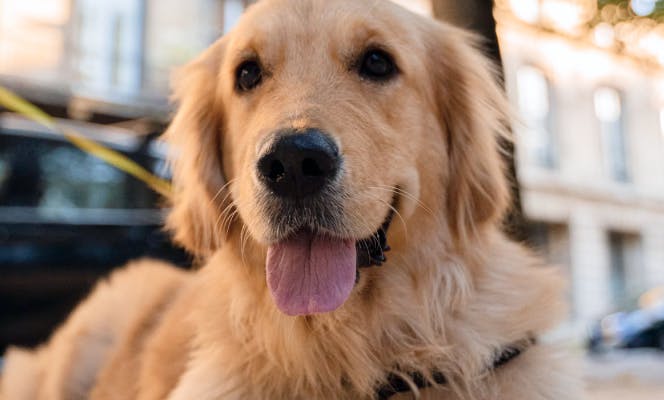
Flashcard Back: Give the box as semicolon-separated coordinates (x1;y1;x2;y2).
1;0;580;399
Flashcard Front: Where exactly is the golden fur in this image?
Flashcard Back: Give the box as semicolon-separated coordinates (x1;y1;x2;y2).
1;0;580;398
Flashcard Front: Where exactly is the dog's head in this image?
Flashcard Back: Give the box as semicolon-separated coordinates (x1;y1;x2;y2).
165;0;510;316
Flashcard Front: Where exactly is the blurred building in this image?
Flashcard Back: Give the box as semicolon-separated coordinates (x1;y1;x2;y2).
0;0;242;117
495;0;664;333
0;0;429;108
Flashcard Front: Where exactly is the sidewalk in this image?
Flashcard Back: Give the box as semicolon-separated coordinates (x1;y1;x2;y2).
585;350;664;399
587;383;664;400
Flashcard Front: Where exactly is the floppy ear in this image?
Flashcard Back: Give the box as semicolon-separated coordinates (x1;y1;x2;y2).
426;23;511;246
164;38;229;256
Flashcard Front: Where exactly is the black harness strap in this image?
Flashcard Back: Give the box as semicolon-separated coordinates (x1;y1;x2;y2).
375;337;536;400
376;371;448;400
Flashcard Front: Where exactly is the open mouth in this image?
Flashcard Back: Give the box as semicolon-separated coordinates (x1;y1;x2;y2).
265;193;398;316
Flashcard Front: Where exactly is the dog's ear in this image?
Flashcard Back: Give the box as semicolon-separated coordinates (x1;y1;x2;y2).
426;23;511;246
164;38;228;256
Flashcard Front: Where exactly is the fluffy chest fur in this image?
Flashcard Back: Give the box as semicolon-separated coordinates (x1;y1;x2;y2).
160;235;570;400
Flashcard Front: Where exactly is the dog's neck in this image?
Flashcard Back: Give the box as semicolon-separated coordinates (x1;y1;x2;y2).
187;222;563;399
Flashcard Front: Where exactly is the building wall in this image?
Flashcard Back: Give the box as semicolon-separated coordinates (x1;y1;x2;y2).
498;20;664;330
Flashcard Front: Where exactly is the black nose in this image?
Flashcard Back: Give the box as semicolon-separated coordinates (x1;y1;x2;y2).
257;129;340;199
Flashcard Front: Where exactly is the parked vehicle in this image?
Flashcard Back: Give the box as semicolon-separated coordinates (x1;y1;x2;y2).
0;113;189;352
588;286;664;353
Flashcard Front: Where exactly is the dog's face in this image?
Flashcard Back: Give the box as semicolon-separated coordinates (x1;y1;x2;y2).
166;0;509;316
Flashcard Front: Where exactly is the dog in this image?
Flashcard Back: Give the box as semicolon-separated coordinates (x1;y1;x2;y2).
0;0;580;398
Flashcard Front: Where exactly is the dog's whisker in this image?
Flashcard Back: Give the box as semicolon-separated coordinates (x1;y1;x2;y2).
221;209;239;238
208;179;239;242
239;224;249;266
216;201;238;237
209;183;235;231
373;185;427;213
363;190;408;239
370;185;434;217
214;210;233;243
214;201;233;233
210;178;236;208
211;180;237;213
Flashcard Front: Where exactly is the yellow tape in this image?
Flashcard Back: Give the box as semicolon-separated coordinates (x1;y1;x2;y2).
0;86;172;197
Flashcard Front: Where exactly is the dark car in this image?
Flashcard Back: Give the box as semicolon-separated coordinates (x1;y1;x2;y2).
0;113;190;352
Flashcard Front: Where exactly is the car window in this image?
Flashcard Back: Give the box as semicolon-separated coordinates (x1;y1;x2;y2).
0;133;161;212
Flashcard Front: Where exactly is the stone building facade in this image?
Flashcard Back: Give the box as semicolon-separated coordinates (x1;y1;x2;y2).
495;2;664;333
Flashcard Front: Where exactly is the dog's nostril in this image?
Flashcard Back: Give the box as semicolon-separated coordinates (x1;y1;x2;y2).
302;158;323;177
269;160;286;182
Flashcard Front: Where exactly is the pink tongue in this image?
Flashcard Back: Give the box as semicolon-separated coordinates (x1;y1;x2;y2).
266;232;356;316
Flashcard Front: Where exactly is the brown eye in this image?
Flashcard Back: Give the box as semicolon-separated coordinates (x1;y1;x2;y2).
236;60;262;92
359;49;397;81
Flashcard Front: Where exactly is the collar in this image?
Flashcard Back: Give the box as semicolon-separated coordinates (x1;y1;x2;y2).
375;336;536;400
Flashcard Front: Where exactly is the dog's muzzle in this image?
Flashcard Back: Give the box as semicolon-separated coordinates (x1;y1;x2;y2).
256;129;395;316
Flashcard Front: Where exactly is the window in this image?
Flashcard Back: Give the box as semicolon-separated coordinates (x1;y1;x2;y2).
608;232;643;310
0;125;167;227
594;87;629;182
75;0;145;96
516;66;557;168
143;0;256;94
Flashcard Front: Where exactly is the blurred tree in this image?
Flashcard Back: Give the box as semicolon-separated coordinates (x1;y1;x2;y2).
598;0;664;20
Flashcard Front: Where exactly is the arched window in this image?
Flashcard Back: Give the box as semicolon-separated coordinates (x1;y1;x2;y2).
516;65;557;168
75;0;146;95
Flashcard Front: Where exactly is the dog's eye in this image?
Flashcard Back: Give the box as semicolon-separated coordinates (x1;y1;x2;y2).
358;49;397;81
236;60;263;92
